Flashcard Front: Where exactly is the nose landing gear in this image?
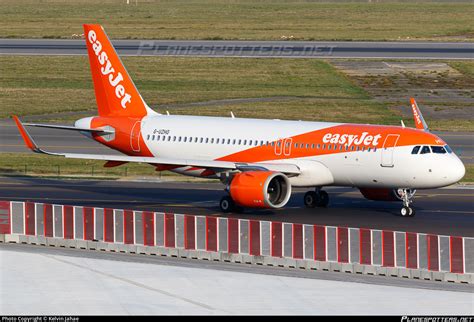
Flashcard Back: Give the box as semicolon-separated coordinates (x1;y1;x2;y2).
399;188;416;217
304;188;329;208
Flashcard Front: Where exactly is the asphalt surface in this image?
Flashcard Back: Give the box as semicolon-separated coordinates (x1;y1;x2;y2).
1;119;472;164
1;243;471;293
1;39;473;59
0;176;472;237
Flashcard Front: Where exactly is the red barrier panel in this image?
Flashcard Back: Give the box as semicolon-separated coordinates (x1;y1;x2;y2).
25;202;35;235
382;231;395;267
184;215;195;250
164;213;175;248
143;211;154;246
450;237;464;273
104;208;114;243
293;224;303;259
271;222;282;258
0;201;11;234
63;206;74;239
360;229;371;265
337;227;349;263
83;207;94;241
206;217;217;252
427;234;439;271
314;225;326;261
228;218;239;254
249;220;260;256
43;204;53;237
124;210;134;244
406;232;418;269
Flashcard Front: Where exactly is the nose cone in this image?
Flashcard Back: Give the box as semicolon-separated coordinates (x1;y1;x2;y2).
445;156;465;185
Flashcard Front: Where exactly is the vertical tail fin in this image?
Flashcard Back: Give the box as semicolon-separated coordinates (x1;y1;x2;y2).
83;24;156;118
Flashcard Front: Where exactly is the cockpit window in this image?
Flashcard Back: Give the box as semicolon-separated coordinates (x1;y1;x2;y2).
420;146;431;154
411;146;421;154
431;146;447;154
444;144;453;154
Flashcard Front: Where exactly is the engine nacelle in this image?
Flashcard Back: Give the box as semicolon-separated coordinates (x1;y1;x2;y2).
359;188;416;201
229;171;291;209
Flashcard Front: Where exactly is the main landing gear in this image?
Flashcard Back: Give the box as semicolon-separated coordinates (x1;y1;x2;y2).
303;188;329;208
399;188;416;217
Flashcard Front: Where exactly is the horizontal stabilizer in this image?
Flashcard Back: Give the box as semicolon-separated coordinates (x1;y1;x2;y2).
23;122;113;134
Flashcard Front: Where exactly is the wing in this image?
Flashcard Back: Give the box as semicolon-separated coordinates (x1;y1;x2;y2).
13;115;301;176
410;98;429;132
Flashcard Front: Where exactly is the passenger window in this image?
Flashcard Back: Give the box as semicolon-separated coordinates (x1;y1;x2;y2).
205;138;209;144
317;144;320;149
211;138;214;144
178;136;182;142
173;136;176;142
411;146;421;154
168;136;171;142
147;134;150;140
243;139;247;145
431;146;447;154
420;146;431;154
152;135;155;141
183;137;187;143
373;147;377;152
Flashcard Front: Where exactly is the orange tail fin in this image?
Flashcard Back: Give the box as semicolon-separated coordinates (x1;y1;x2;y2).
83;24;154;118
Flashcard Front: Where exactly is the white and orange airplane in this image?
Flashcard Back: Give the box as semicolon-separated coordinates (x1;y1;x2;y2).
13;24;465;217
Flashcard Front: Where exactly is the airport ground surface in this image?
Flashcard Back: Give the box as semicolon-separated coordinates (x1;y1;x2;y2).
0;176;473;238
1;39;473;60
1;244;472;315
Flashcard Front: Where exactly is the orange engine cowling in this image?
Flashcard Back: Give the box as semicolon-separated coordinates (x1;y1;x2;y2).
229;171;291;209
359;188;416;201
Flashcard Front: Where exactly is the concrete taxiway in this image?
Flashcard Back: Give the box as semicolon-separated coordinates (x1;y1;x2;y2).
0;176;472;237
1;243;472;315
1;39;473;60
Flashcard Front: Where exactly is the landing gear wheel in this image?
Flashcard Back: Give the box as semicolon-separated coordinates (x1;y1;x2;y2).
220;196;235;213
304;191;318;208
401;206;414;217
317;190;329;208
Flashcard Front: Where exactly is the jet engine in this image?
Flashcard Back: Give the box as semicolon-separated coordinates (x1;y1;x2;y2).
359;188;416;201
229;171;291;208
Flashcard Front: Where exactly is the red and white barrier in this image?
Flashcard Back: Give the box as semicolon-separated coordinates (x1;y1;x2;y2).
1;201;472;281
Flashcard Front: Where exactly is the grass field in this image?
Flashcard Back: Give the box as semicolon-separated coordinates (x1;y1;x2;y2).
0;0;473;41
0;55;404;125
